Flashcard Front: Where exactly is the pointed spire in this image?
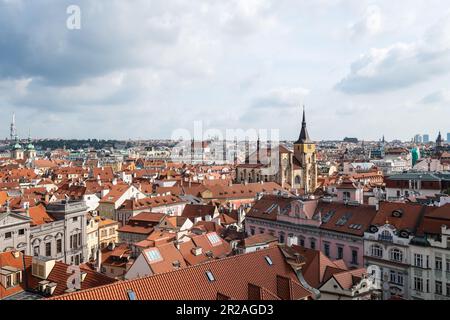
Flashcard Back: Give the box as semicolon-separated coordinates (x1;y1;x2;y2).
257;133;260;164
295;105;311;144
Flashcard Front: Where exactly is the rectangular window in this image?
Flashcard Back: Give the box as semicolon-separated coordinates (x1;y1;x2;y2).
436;281;443;295
324;243;330;257
351;250;358;265
33;246;39;256
299;238;305;247
389;271;403;285
18;229;25;236
436;257;442;270
5;232;12;239
310;239;316;250
446;259;450;272
414;277;423;292
45;242;51;257
337;247;343;260
73;217;78;223
414;254;423;268
447;283;450;297
57;239;62;254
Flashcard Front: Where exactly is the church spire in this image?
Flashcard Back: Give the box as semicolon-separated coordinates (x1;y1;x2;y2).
295;105;311;144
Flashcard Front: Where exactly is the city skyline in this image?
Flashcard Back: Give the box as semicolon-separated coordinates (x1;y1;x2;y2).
1;1;450;140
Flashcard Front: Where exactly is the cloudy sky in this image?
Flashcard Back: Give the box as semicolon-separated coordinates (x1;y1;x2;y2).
0;0;449;141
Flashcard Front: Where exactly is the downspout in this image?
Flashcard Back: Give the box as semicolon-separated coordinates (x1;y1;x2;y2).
292;267;321;300
21;253;29;293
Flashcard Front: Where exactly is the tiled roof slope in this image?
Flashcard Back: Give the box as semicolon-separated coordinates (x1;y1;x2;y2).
49;247;312;300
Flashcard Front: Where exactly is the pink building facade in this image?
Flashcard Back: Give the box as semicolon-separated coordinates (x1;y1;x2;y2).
245;191;376;268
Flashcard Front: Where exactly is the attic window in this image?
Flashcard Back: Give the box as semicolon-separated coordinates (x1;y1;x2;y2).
206;270;215;282
264;256;273;266
127;290;137;300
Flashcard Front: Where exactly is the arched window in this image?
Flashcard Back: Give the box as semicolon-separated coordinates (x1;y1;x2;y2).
371;245;383;258
379;230;393;242
390;248;403;262
295;175;301;185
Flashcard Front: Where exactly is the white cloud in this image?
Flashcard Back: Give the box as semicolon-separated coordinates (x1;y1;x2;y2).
337;14;450;94
252;86;310;108
421;89;450;104
349;5;383;39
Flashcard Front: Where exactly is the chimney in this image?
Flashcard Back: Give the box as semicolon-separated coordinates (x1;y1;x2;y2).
46;282;57;296
96;247;102;273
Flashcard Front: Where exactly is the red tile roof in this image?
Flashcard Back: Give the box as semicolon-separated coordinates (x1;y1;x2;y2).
49;247;312;300
317;202;377;236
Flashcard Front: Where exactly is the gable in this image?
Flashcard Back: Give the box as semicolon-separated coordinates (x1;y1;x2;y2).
319;276;344;294
0;212;31;228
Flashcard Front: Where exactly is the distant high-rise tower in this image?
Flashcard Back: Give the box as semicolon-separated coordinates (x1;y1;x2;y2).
10;113;16;141
447;132;450;143
413;134;422;144
423;134;430;143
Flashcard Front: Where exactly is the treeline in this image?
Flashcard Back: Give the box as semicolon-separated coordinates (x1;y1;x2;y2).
34;139;127;150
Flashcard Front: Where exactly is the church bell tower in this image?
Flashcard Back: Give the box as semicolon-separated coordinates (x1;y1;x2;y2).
293;106;317;193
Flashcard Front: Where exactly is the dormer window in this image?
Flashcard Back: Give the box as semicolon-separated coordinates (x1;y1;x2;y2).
378;230;393;242
392;210;403;218
0;267;22;288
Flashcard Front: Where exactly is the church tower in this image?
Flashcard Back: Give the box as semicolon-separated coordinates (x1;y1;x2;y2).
25;130;37;160
293;106;317;193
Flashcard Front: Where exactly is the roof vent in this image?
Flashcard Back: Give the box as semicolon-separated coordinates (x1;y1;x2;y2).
192;247;203;256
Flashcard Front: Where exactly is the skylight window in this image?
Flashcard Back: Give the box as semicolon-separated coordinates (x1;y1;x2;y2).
335;213;352;226
207;233;221;245
264;256;273;266
321;210;335;223
146;249;162;262
206;270;215;282
127;290;136;300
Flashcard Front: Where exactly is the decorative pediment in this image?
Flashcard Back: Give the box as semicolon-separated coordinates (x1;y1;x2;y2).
0;212;31;227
